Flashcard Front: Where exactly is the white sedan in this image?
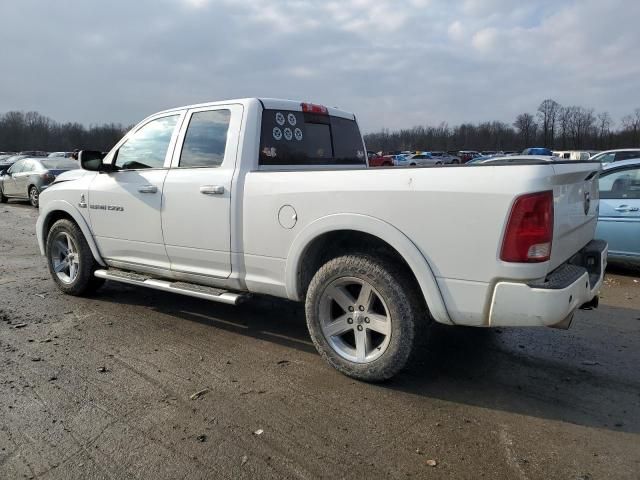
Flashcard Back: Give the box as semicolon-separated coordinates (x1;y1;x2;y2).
394;153;444;167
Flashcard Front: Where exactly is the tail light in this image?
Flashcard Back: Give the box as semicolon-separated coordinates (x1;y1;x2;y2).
301;102;328;115
500;191;554;263
42;173;56;183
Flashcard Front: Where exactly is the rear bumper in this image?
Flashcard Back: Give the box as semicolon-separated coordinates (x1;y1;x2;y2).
488;240;607;328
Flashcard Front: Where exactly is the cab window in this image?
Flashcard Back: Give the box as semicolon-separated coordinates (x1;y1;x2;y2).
179;110;231;168
113;115;179;170
259;109;365;166
599;167;640;199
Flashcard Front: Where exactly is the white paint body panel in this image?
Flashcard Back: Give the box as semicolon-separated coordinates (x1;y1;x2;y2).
37;97;603;328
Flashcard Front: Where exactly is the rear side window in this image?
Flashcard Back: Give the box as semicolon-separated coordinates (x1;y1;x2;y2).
179;109;231;168
599;167;640;199
259;109;365;166
615;151;640;161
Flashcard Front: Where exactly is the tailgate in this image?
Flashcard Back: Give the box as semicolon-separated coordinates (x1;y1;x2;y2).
549;162;601;270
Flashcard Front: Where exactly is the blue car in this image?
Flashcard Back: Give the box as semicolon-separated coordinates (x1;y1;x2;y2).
596;158;640;264
522;147;554;156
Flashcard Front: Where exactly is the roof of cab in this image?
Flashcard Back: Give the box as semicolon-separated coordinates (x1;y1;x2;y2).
155;98;356;120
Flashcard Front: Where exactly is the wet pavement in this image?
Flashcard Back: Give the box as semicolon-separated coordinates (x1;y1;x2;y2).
1;202;639;479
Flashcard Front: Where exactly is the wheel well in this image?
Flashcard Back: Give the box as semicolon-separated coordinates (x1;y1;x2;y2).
42;210;76;240
297;230;424;303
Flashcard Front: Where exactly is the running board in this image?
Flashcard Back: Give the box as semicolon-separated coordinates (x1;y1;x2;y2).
94;269;247;305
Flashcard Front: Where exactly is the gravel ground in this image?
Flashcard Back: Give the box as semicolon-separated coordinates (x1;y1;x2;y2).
1;201;639;479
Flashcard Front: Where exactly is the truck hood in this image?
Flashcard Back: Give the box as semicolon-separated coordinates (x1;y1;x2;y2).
51;169;91;185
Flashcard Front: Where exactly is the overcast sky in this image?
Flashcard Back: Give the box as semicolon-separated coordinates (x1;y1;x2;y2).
1;0;638;132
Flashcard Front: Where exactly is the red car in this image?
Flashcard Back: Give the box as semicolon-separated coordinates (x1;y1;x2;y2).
368;153;394;167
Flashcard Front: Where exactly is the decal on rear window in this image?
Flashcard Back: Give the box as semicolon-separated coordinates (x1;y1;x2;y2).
260;109;365;166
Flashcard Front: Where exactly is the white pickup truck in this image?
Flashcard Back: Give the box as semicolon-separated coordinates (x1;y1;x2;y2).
36;98;606;381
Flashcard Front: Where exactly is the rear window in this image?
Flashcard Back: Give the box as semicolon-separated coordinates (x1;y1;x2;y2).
259;109;365;166
41;159;78;170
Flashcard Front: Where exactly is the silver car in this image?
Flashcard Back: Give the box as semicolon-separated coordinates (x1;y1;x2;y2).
596;158;640;265
0;157;78;207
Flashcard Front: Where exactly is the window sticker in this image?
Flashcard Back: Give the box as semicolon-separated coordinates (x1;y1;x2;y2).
275;112;285;126
294;128;303;141
284;128;293;141
273;127;282;140
287;113;297;126
262;147;277;158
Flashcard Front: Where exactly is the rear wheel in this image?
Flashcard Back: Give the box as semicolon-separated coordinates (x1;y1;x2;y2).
305;254;425;381
29;186;39;207
46;219;104;295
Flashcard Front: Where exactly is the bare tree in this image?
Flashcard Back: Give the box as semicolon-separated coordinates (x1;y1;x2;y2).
596;112;613;149
621;108;640;145
513;113;537;147
537;99;561;148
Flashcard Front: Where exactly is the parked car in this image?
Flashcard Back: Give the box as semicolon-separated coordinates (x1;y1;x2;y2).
522;147;554;156
458;150;480;163
430;151;461;164
590;149;640;164
596;158;640;265
553;151;593;161
37;97;605;382
0;154;29;174
18;151;48;157
395;152;443;167
368;154;394;167
48;152;73;158
0;157;79;207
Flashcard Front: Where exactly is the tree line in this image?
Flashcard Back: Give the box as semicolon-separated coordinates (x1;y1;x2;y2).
2;100;640;154
0;111;129;153
364;99;640;153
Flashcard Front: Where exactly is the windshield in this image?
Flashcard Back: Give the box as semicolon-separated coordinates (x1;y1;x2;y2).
259;109;365;166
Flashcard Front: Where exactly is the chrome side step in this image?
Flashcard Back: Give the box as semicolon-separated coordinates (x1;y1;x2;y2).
94;269;247;305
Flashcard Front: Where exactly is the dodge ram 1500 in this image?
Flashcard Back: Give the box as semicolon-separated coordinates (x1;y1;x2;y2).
36;98;606;381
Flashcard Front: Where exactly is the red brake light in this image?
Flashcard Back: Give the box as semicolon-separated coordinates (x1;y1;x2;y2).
301;102;328;115
500;191;554;263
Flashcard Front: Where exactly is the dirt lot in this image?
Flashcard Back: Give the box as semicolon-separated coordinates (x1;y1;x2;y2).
1;202;639;480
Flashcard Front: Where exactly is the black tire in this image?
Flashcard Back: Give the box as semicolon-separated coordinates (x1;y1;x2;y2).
45;219;104;296
0;185;7;203
29;186;39;207
305;254;427;382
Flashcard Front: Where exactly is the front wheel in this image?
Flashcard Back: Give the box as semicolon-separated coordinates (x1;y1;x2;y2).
305;254;425;381
0;185;7;203
46;219;104;295
29;186;39;207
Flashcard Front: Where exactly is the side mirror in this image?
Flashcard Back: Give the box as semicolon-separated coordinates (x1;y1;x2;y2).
79;150;108;172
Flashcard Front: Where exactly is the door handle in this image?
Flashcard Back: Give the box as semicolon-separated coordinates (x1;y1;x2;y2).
200;185;225;195
614;205;639;212
138;185;158;194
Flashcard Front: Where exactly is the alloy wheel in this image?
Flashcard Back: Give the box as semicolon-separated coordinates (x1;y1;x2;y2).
319;277;392;363
50;232;80;284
